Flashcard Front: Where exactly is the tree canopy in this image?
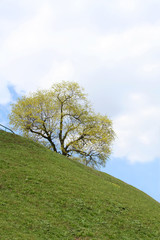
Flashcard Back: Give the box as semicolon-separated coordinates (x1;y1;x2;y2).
9;81;115;168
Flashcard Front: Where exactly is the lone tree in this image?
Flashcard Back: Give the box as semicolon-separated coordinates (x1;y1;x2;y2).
9;81;115;168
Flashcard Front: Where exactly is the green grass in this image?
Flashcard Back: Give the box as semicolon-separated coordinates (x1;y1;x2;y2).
0;130;160;240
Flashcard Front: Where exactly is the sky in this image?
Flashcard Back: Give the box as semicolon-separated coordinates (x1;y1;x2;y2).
0;0;160;202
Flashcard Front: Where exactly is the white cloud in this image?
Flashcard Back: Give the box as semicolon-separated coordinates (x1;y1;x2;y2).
117;0;138;13
40;60;75;89
0;80;11;104
0;3;53;67
89;23;160;67
113;93;160;163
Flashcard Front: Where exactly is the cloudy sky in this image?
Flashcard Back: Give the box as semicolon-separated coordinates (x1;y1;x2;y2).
0;0;160;201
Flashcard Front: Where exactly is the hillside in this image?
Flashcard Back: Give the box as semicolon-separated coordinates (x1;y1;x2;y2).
0;130;160;240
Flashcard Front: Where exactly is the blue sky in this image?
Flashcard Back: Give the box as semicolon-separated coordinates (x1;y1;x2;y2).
0;0;160;202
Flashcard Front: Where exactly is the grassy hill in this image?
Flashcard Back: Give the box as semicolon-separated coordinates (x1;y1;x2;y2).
0;130;160;240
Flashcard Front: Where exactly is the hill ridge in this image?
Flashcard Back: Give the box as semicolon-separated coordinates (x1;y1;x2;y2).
0;130;160;239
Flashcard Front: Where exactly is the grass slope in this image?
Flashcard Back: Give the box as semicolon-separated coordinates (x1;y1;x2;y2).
0;130;160;240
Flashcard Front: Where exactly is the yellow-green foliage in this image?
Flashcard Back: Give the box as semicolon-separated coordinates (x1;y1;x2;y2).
9;81;115;168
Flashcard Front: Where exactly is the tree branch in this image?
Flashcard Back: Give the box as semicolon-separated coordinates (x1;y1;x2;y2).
65;134;86;150
29;127;57;152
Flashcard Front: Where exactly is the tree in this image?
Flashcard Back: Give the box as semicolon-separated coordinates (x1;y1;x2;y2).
9;81;115;168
